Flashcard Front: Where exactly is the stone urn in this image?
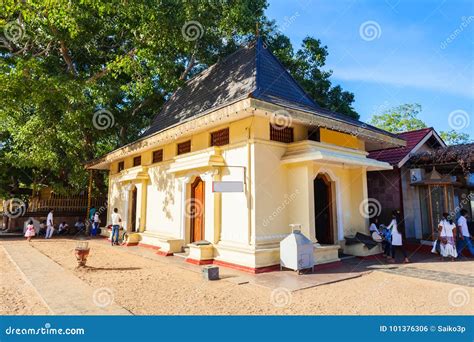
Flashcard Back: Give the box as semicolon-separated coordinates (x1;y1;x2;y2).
75;241;90;267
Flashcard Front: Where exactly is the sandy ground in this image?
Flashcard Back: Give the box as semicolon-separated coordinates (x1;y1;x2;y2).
1;238;473;315
0;246;50;315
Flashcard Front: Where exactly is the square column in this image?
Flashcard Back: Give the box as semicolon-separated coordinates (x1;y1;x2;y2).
287;162;315;242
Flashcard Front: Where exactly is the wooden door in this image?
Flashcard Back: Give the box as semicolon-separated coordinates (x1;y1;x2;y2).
190;177;205;242
314;175;334;244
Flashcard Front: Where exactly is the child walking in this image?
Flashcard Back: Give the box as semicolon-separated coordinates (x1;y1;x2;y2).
24;220;36;242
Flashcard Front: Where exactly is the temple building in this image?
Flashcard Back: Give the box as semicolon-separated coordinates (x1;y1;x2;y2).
86;39;405;272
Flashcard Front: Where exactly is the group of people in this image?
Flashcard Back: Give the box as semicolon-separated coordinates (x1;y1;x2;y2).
432;209;474;261
370;210;410;263
369;209;473;263
23;207;102;241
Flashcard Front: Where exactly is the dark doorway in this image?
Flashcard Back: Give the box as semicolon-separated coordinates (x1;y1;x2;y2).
190;177;205;242
130;186;137;232
314;175;333;244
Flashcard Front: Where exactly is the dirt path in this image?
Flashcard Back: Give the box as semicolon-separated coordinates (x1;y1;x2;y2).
0;245;50;315
9;238;470;315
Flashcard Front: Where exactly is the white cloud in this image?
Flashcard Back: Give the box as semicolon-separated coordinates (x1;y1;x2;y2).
330;58;474;99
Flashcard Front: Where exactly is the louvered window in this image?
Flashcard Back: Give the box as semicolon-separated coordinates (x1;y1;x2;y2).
210;128;229;146
177;140;191;155
152;149;163;163
270;124;294;143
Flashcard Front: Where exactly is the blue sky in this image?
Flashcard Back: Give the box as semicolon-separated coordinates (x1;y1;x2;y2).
266;0;473;138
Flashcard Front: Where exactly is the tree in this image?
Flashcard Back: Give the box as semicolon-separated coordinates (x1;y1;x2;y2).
368;104;426;133
439;130;471;146
0;1;358;196
265;33;358;119
0;0;268;195
368;103;472;145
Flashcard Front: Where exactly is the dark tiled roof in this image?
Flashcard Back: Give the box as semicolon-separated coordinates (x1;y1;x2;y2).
368;128;435;166
141;38;398;140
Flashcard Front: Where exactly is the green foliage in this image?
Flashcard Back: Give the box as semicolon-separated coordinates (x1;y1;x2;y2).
369;104;427;133
265;33;358;119
0;0;358;196
439;130;471;146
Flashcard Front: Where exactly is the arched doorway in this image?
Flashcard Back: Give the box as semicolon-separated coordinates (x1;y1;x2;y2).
130;186;137;232
190;177;205;242
314;174;334;244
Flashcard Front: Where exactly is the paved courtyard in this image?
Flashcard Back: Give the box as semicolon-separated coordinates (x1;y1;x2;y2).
0;237;472;315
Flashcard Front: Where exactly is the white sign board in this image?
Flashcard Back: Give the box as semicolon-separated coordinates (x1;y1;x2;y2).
212;181;244;193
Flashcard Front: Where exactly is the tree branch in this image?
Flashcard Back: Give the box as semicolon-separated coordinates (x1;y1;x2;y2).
179;52;196;80
87;48;137;83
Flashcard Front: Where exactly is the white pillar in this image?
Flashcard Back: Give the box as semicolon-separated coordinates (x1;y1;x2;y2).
179;176;192;240
121;183;132;232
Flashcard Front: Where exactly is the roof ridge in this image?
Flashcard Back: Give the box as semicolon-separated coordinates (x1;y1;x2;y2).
396;127;433;135
251;37;318;109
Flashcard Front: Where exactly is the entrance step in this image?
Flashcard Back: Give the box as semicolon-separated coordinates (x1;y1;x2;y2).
174;247;190;259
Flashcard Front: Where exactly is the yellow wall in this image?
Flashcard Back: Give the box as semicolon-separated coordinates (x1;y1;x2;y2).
106;111;373;268
319;127;362;150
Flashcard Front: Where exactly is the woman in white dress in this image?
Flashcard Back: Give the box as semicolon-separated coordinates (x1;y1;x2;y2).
438;213;457;261
387;210;410;263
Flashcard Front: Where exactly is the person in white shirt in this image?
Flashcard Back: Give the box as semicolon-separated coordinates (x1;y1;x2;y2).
457;209;474;257
45;209;54;239
387;210;410;263
111;208;122;246
91;212;100;236
58;221;69;235
438;212;457;260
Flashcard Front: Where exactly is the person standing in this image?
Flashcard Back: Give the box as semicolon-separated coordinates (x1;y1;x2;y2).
457;209;474;257
45;209;54;239
91;212;100;236
438;213;457;261
89;206;96;233
111;208;122;246
387;210;410;263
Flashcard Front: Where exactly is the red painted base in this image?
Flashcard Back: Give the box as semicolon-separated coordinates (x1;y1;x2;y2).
137;242;161;250
212;260;280;274
404;243;433;254
156;250;173;256
185;258;213;265
124;242;138;247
